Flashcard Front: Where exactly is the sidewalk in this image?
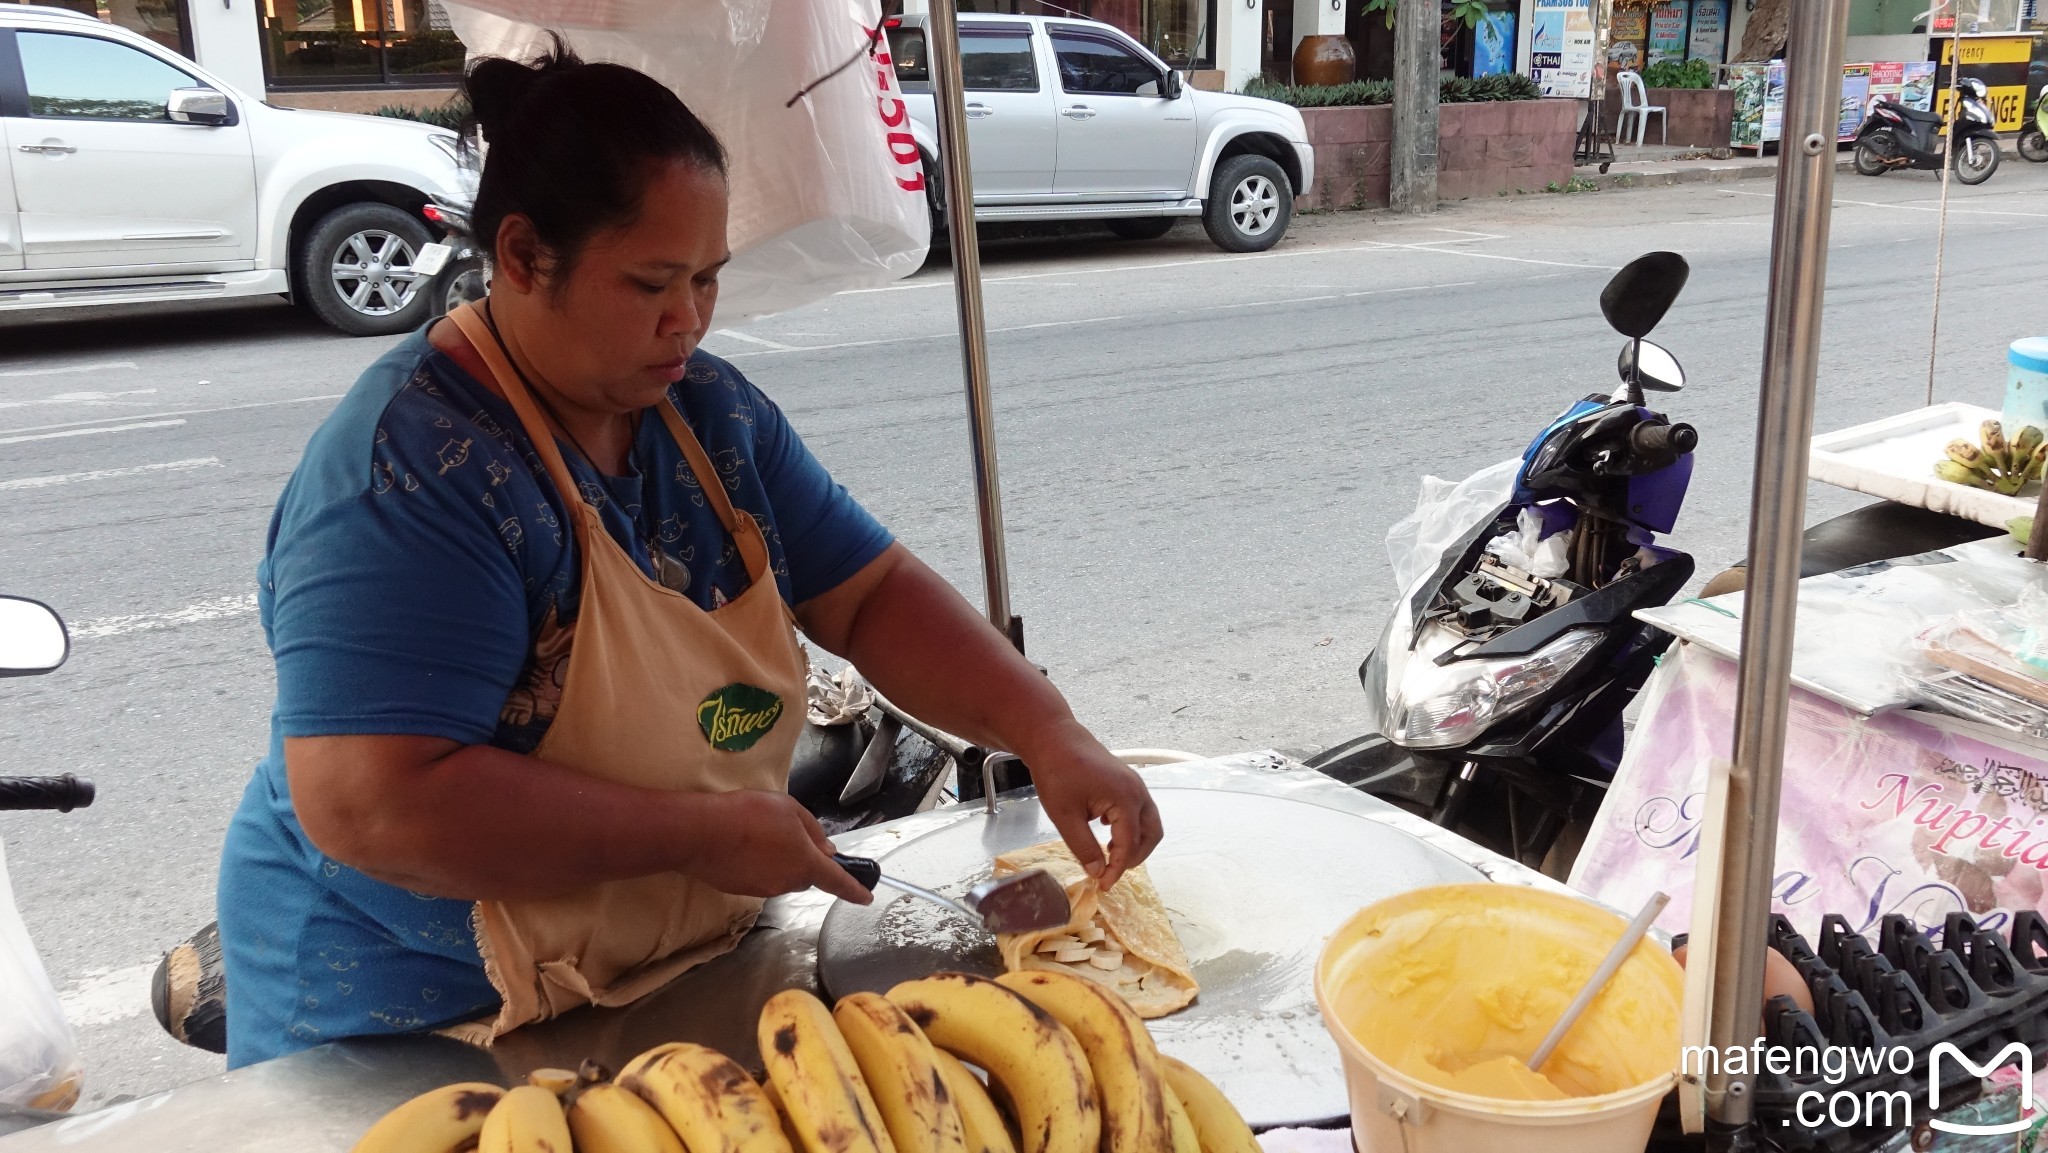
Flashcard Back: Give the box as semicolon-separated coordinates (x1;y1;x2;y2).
1575;137;2030;193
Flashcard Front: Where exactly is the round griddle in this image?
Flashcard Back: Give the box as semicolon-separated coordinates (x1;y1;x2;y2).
816;786;1482;1126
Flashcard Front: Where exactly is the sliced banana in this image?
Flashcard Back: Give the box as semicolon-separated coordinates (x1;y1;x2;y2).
1037;935;1085;954
1088;950;1124;971
1079;925;1106;944
1055;945;1096;964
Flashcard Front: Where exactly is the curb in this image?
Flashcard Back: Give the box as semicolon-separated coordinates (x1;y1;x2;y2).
1576;137;2028;193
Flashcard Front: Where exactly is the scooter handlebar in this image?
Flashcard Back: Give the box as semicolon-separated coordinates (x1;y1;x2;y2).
1631;421;1698;459
0;774;95;812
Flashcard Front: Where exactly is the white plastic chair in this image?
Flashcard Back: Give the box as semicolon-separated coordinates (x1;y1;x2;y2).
1616;70;1667;146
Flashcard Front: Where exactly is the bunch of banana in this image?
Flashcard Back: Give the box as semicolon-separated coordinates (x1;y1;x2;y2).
352;971;1258;1153
1936;420;2046;495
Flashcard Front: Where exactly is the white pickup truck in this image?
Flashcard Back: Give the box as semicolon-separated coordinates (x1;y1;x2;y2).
0;4;470;335
885;14;1314;252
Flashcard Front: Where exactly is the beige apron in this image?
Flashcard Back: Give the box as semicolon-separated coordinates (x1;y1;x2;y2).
445;303;808;1039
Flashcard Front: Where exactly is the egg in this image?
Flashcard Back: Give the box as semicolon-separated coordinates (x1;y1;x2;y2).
1672;943;1816;1021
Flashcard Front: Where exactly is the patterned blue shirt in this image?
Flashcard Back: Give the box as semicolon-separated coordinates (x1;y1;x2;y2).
216;328;892;1066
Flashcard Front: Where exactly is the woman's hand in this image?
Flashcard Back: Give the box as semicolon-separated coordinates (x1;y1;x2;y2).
678;790;875;904
1024;720;1164;891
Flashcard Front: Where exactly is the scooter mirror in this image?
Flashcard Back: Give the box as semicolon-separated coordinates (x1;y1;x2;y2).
0;597;67;677
1600;251;1690;338
1619;340;1686;393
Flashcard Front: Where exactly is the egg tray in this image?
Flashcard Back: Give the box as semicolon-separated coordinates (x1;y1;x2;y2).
1647;910;2048;1153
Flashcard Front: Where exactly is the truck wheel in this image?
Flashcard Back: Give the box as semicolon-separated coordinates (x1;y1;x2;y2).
1202;154;1291;253
296;202;438;337
1106;217;1175;240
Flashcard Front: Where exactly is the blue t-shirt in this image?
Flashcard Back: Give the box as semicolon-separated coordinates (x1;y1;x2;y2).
216;329;892;1067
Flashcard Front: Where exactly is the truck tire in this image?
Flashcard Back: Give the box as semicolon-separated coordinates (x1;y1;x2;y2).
296;201;438;337
1106;217;1175;240
1202;154;1291;253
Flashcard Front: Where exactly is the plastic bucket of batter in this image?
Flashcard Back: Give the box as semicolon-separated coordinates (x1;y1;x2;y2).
1315;883;1683;1153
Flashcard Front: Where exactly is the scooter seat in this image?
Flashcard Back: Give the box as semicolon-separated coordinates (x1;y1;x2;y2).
1889;104;1945;126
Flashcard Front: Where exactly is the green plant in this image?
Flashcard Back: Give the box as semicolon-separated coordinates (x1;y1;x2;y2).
1362;0;1489;30
1544;176;1599;193
1239;72;1536;107
374;99;469;131
1639;59;1715;89
1439;73;1541;103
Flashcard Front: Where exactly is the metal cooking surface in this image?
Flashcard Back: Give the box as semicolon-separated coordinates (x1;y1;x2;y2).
815;786;1482;1126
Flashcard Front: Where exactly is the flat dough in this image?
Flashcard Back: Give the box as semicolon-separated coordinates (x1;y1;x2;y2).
992;840;1198;1018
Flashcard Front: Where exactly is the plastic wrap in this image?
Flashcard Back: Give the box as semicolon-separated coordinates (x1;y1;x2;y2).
0;837;78;1111
1904;597;2048;738
1482;506;1572;579
1384;458;1521;597
440;0;930;324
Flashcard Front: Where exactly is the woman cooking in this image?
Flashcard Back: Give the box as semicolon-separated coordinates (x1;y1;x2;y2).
216;43;1162;1066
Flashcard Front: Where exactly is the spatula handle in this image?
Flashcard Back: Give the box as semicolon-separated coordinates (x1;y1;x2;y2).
832;853;882;891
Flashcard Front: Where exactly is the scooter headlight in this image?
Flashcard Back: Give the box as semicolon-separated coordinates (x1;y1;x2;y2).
1384;625;1603;749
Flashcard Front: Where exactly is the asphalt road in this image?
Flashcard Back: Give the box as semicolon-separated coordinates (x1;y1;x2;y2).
3;164;2045;1109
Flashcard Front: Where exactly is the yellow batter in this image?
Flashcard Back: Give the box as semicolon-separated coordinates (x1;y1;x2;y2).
1319;884;1683;1103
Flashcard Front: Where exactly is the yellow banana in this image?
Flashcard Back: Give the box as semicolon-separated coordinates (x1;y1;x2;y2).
479;1085;571;1153
1936;460;1991;488
1983;419;2009;457
350;1082;506;1153
1162;1085;1200;1153
527;1069;579;1097
887;973;1100;1153
994;969;1170;1153
567;1082;686;1153
759;988;896;1153
833;991;969;1153
618;1041;791;1153
1158;1058;1259;1153
761;1074;810;1150
1948;439;1994;476
2029;443;2047;482
931;1049;1017;1153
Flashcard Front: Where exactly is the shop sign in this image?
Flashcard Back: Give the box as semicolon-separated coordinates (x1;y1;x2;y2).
1839;63;1872;141
1934;34;2033;132
1530;0;1595;98
1608;4;1648;70
1687;0;1727;63
1647;1;1688;65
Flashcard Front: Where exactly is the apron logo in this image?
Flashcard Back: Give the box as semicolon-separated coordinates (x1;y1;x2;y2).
697;683;784;752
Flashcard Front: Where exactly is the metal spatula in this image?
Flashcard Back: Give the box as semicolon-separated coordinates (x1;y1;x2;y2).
831;854;1072;935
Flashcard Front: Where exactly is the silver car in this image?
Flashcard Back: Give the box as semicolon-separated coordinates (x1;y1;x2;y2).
886;14;1314;252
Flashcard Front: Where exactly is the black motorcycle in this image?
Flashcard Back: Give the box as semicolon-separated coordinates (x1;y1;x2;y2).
422;194;488;318
1854;77;2000;185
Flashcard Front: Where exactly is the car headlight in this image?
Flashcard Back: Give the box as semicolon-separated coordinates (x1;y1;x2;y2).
1385;625;1603;749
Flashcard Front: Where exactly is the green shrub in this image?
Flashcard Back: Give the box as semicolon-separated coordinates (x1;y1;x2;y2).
1639;59;1715;89
1241;72;1538;107
374;99;469;131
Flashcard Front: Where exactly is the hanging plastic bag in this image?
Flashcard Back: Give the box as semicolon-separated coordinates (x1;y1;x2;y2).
1483;506;1572;580
0;836;79;1112
1384;458;1521;597
439;0;930;323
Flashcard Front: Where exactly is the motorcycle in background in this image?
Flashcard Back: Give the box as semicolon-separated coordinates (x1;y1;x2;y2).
420;194;488;318
2020;92;2047;163
1308;252;1699;872
1854;76;2001;185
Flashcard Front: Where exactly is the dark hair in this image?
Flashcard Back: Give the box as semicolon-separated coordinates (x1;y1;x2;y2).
460;36;727;281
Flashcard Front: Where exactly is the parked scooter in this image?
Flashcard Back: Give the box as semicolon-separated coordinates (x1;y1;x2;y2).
2020;92;2047;163
422;193;488;318
1854;77;2001;185
1307;252;1698;871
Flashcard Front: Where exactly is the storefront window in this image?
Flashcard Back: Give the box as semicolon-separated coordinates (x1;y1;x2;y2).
1;0;192;57
262;0;463;85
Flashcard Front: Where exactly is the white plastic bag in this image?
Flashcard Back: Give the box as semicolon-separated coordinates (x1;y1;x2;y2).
0;836;79;1111
441;0;930;323
1483;506;1571;579
1384;458;1521;597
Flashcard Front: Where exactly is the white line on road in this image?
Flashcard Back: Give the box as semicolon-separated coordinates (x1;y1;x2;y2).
1721;186;2048;218
57;962;157;1030
0;361;137;379
712;328;800;351
1364;239;1622;270
0;393;343;439
71;593;260;639
0;419;185;445
0;457;221;491
0;388;158;411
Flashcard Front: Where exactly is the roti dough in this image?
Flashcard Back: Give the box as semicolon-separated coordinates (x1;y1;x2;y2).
992;840;1198;1018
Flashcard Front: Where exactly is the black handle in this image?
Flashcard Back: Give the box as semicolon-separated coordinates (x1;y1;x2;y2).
0;774;95;812
831;853;881;891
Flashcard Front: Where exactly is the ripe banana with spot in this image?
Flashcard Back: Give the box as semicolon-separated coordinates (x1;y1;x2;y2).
350;1082;506;1153
931;1049;1017;1153
1948;438;1995;478
833;991;968;1153
759;988;897;1153
479;1085;572;1153
887;973;1100;1153
1984;419;2009;458
618;1041;791;1153
1161;1085;1200;1153
1158;1057;1259;1153
994;969;1171;1153
567;1082;687;1153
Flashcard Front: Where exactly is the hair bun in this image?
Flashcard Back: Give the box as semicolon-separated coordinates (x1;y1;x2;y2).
462;34;584;142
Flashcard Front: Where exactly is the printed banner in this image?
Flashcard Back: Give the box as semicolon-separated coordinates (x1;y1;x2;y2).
1839;63;1873;141
1687;0;1726;63
1569;644;2048;943
1648;1;1688;65
1609;4;1648;70
1473;9;1516;77
1531;0;1595;98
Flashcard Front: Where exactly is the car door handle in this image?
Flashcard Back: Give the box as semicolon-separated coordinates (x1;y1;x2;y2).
1062;105;1096;120
966;102;993;119
17;143;77;155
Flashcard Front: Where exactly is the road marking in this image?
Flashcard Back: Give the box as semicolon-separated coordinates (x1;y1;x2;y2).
0;393;343;439
839;240;1406;294
0;457;220;491
71;593;260;639
712;328;800;351
0;361;137;380
57;962;158;1030
1362;239;1622;270
0;388;158;411
1346;280;1477;296
0;419;185;445
1721;186;2048;219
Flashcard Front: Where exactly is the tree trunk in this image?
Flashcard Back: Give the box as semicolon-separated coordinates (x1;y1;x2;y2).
1732;0;1789;61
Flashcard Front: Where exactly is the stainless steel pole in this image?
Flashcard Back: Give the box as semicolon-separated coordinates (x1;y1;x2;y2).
922;0;1019;647
1703;0;1849;1136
